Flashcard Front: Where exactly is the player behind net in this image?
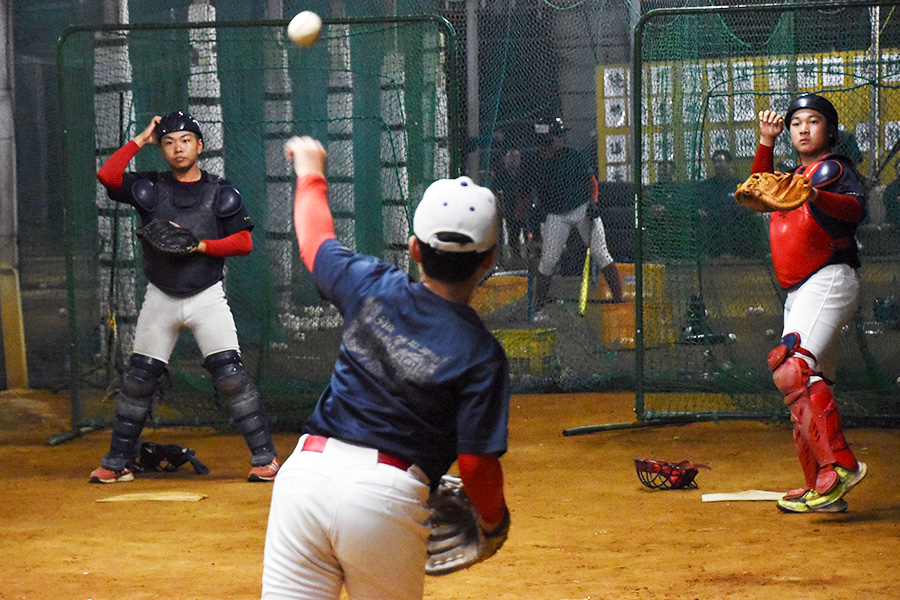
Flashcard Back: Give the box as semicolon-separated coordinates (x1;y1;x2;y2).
91;111;279;484
260;137;511;599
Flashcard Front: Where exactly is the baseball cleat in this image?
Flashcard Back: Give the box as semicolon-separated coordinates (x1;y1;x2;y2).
89;466;134;484
776;489;848;513
248;458;280;482
805;462;867;510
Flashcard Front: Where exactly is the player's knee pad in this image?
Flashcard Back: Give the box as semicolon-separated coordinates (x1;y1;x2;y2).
767;332;801;371
204;350;276;463
121;354;166;400
204;350;246;395
772;356;812;406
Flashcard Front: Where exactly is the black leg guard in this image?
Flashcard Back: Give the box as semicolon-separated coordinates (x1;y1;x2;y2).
102;354;166;471
204;350;277;466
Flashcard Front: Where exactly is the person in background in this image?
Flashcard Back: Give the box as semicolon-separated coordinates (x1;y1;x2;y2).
528;118;624;318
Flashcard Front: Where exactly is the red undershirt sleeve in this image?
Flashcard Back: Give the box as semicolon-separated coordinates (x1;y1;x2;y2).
750;143;775;174
811;189;865;223
202;229;252;257
590;175;599;202
457;453;507;529
293;174;336;272
97;140;140;190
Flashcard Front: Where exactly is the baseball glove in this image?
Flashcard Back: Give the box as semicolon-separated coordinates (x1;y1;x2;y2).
634;458;710;490
734;172;813;212
136;219;200;256
425;475;510;576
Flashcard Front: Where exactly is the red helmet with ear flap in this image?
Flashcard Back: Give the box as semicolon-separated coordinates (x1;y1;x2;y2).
785;94;838;145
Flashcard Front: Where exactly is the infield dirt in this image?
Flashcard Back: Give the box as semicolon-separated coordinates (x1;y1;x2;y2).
2;389;899;600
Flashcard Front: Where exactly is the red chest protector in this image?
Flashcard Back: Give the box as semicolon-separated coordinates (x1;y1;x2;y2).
768;159;852;289
769;206;834;288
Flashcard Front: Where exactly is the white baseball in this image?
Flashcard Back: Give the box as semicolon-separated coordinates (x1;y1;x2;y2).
287;11;322;47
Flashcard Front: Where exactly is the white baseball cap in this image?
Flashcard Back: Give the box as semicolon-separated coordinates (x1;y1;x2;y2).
413;176;498;253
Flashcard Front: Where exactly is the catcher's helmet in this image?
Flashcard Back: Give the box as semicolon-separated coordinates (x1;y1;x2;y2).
785;94;838;145
534;117;567;138
156;111;203;142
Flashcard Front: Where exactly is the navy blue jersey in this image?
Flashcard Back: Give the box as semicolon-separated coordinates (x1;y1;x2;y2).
303;239;510;485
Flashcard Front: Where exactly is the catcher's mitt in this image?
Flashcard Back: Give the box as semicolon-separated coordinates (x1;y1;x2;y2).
734;172;813;212
634;458;710;490
136;219;200;256
425;475;510;576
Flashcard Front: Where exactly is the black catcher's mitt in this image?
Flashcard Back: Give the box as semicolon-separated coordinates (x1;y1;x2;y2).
136;219;200;256
634;458;710;490
131;441;210;475
425;475;510;576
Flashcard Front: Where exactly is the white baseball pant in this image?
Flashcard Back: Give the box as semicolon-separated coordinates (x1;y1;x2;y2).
261;435;432;600
782;263;860;383
132;280;240;363
538;202;614;277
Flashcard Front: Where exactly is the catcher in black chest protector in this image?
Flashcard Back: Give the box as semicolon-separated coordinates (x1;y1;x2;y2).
90;111;279;485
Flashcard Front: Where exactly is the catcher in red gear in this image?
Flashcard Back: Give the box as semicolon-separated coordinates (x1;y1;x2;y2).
745;94;867;514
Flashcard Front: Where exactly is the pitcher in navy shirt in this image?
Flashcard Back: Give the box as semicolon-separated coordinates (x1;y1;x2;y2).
260;136;510;600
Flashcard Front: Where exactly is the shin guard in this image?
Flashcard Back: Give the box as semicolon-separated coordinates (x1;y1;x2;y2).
205;350;276;466
773;356;818;492
808;380;858;472
103;354;166;471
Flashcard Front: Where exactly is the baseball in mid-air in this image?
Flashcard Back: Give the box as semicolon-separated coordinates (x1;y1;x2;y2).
287;11;322;47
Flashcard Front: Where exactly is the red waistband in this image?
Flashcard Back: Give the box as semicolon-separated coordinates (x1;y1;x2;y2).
301;435;411;471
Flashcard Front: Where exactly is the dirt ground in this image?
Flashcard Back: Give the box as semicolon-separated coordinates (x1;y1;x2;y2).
2;388;899;600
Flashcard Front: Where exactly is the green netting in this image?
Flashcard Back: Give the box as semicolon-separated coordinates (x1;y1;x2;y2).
629;1;900;426
56;1;900;434
59;16;458;429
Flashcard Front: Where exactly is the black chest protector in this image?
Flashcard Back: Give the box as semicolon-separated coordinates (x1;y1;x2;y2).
133;173;230;297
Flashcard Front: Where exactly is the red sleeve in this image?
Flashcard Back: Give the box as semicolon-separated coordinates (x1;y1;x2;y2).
97;140;141;190
202;229;252;257
457;454;507;529
750;143;775;174
590;175;599;202
293;174;336;272
811;189;865;223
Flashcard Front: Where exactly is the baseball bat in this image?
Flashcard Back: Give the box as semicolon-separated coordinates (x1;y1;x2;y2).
578;248;591;315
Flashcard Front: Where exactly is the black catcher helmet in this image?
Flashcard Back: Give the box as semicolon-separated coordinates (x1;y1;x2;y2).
534;117;567;138
784;94;838;145
155;111;203;142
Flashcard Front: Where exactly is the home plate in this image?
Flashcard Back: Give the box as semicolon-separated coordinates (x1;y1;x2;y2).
97;491;207;503
701;490;784;502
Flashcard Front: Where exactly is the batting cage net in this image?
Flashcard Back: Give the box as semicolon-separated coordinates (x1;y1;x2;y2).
621;1;900;428
59;14;458;429
56;1;900;434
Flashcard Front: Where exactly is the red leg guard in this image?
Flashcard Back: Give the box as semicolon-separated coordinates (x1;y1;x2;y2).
773;357;818;491
808;380;858;473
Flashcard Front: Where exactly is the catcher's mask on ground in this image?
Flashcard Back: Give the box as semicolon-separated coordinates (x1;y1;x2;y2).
634;458;708;490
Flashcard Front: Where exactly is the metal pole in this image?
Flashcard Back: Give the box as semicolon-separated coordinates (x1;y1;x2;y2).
0;0;28;389
465;0;480;180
